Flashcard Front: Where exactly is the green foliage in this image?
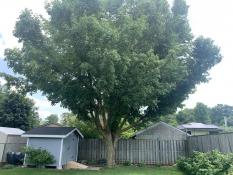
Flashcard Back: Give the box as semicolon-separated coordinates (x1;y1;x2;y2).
137;162;145;167
193;103;211;124
0;92;39;130
61;112;102;138
176;108;194;124
210;104;233;126
177;151;233;175
43;114;59;125
122;161;131;166
3;0;221;133
1;164;15;169
175;102;211;125
0;166;182;175
160;114;178;126
175;103;233;127
24;147;55;168
2;0;222;166
87;160;97;165
61;112;135;139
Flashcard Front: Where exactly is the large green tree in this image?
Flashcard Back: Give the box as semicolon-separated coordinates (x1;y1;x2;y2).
176;108;194;124
0;92;39;131
43;114;59;125
2;0;221;166
210;104;233;126
193;102;211;124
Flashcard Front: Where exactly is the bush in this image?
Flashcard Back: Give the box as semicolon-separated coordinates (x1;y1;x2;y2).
23;147;55;168
122;161;131;166
177;150;233;175
1;164;15;169
137;162;145;167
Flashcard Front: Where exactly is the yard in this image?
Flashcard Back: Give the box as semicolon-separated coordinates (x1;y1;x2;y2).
0;166;183;175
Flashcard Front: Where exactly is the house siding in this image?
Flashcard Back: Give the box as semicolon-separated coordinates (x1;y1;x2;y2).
27;138;62;166
184;129;212;136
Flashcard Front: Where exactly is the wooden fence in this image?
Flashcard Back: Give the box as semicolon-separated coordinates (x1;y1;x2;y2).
187;132;233;154
78;139;186;165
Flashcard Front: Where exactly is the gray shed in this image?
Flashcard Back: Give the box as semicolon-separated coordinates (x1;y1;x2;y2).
22;126;83;169
0;127;26;162
133;122;187;140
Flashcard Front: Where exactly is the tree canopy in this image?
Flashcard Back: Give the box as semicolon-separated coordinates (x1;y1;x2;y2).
43;114;59;125
174;103;233;127
210;104;233;126
193;102;211;124
2;0;221;166
0;88;39;130
61;112;102;138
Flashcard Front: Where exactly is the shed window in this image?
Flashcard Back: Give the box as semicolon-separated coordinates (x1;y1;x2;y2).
187;131;192;135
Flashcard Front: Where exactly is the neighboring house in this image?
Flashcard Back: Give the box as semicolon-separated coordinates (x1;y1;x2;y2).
177;122;222;136
132;122;187;140
22;126;83;169
0;127;26;162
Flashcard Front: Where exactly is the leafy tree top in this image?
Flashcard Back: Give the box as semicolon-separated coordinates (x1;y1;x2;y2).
4;0;221;125
0;91;39;130
2;0;222;166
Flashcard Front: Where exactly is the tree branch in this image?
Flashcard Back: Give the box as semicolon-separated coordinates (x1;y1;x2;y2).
120;116;149;133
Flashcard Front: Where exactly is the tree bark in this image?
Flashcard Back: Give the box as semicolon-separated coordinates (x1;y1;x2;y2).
104;132;118;167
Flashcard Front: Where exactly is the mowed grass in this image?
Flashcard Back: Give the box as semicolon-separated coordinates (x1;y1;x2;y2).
0;166;183;175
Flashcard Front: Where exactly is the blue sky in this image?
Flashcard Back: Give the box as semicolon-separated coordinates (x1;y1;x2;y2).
0;59;68;118
0;0;233;119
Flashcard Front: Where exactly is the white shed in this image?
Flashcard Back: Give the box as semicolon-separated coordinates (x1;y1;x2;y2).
0;127;26;162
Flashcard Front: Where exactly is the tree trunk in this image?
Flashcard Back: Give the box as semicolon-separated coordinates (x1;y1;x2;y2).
104;132;118;167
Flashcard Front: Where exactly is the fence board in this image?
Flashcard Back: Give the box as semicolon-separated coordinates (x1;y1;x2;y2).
78;139;186;165
79;133;233;165
187;132;233;155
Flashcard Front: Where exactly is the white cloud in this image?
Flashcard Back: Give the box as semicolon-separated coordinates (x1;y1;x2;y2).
38;110;53;119
28;95;69;119
0;0;47;58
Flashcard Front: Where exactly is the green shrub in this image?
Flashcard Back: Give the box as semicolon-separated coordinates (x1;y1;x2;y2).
23;147;55;168
1;164;15;169
137;162;145;167
87;160;97;165
123;161;131;166
177;150;233;175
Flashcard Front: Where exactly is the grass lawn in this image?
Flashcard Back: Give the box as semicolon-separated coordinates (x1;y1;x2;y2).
0;166;183;175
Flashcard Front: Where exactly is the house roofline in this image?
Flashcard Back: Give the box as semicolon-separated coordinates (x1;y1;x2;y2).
22;128;84;139
133;121;187;138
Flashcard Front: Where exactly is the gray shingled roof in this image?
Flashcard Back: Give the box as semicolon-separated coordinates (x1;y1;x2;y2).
22;126;83;138
133;121;187;137
177;122;220;130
